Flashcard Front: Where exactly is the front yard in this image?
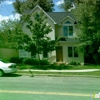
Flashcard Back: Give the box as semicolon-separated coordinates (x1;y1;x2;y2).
17;64;100;76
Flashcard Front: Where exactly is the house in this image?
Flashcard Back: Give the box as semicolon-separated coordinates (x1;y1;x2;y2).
0;48;19;60
22;5;84;65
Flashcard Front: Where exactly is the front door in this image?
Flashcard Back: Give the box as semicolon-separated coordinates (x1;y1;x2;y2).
56;46;63;62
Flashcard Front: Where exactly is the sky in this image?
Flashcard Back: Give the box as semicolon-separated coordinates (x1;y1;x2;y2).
0;0;64;22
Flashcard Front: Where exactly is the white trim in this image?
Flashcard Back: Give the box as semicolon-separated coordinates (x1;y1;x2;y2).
61;16;75;23
29;5;56;24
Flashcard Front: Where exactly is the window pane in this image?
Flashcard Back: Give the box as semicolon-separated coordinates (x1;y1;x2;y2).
68;47;73;57
63;26;68;36
74;47;78;57
69;26;73;36
65;21;72;24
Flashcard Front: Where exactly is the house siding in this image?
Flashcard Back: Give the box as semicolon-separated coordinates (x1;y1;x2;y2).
63;43;84;65
55;17;84;64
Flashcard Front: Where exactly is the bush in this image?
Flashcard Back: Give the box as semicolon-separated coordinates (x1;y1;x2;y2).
40;59;49;65
10;57;23;64
23;58;50;66
48;63;71;70
23;58;38;65
69;61;80;66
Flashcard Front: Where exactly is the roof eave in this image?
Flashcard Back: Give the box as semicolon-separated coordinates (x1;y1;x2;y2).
30;5;56;24
61;16;76;23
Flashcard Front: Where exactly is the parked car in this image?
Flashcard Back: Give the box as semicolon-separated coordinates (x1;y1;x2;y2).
0;61;17;76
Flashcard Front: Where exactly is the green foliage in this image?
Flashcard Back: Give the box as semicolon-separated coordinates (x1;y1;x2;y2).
23;58;38;65
68;61;80;66
23;58;49;66
13;0;54;14
49;63;71;70
0;20;27;49
60;0;82;11
10;57;23;64
40;59;49;65
66;0;100;64
24;12;55;65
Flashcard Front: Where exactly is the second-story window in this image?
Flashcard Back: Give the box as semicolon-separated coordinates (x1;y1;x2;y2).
63;21;73;37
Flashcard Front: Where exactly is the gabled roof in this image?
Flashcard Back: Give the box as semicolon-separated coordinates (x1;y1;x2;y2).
47;12;76;24
23;5;76;24
23;5;56;24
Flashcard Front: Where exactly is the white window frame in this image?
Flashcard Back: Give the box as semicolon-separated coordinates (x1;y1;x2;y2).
68;47;78;57
63;21;74;37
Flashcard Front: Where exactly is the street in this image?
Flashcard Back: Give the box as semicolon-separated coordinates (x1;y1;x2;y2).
0;74;100;100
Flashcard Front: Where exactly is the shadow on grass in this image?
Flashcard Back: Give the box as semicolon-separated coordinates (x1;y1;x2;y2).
3;73;22;77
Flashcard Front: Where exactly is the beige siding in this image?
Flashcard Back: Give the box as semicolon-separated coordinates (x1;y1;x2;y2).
56;18;76;38
0;48;19;60
55;17;84;64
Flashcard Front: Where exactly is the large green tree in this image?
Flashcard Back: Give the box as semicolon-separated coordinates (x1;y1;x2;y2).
13;0;54;14
0;20;28;49
24;12;55;65
62;0;100;64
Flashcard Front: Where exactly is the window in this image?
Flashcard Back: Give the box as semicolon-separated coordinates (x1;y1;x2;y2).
68;47;78;57
63;21;73;36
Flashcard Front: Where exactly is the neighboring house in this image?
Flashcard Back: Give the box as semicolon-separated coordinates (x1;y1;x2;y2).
22;5;84;65
0;48;19;60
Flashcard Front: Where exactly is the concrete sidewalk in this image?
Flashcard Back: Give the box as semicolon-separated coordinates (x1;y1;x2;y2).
17;69;100;73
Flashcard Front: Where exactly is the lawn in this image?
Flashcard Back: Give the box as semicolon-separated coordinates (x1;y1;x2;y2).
17;64;100;76
17;64;100;70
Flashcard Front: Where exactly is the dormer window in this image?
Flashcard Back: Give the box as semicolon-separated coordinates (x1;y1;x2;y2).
63;21;73;37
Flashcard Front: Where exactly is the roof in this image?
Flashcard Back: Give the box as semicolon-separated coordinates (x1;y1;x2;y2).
47;12;76;24
23;5;76;24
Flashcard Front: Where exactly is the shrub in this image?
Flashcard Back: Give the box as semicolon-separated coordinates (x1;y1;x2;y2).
23;58;38;65
23;58;50;66
40;59;49;65
10;57;23;64
69;61;80;66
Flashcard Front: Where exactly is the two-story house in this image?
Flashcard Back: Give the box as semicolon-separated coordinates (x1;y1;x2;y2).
22;5;84;65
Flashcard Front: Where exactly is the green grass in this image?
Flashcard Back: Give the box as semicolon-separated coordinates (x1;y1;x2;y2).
17;70;100;77
17;64;100;70
17;64;100;76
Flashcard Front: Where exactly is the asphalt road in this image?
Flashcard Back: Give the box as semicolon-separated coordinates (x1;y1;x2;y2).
0;74;100;100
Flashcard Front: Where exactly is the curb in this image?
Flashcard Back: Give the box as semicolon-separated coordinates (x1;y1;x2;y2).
16;69;100;77
17;69;100;73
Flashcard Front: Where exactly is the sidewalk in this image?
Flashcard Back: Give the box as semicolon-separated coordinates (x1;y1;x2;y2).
16;69;100;77
17;69;100;73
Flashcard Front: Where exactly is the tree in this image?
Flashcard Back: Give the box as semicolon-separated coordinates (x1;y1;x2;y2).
0;19;27;49
72;0;100;64
24;12;55;65
13;0;54;14
60;0;82;11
